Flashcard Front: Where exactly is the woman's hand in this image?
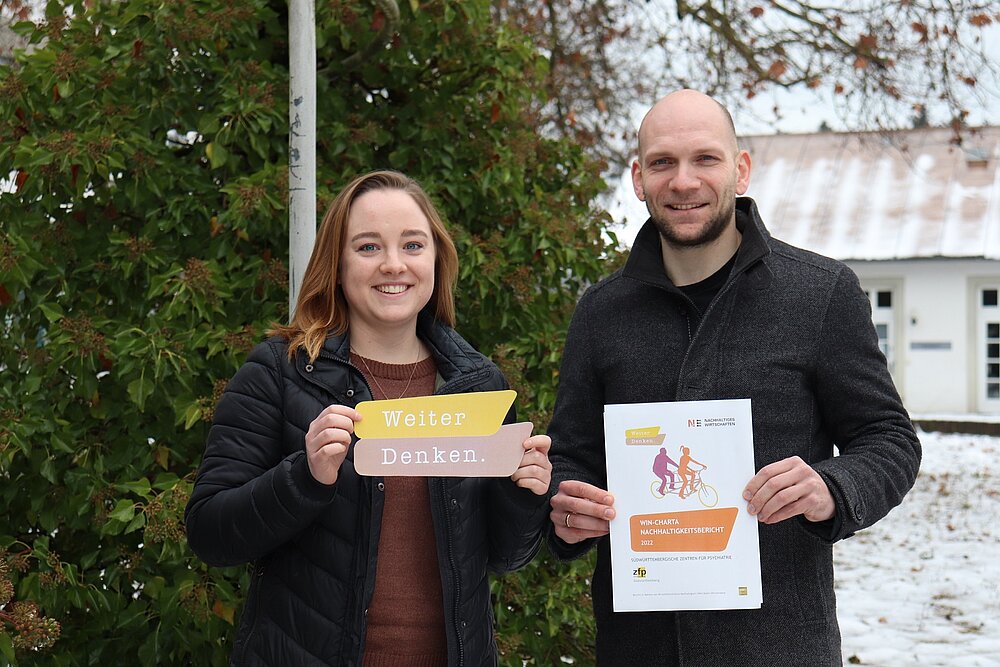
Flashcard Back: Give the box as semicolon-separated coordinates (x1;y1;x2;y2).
510;434;552;495
305;404;362;485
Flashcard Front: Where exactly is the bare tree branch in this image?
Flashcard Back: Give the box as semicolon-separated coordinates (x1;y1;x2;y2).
495;0;1000;167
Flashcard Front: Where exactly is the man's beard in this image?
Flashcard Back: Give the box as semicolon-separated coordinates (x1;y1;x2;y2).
648;197;735;249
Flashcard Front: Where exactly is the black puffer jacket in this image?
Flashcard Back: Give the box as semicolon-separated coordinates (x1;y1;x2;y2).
185;311;548;666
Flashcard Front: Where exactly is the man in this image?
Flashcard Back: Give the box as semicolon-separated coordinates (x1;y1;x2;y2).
547;90;920;665
652;446;678;495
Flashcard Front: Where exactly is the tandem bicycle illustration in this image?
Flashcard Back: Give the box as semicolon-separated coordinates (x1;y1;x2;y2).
650;445;719;508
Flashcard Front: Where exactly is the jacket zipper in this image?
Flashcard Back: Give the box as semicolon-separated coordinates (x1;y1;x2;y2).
437;477;465;665
235;562;264;663
676;275;741;389
322;357;378;662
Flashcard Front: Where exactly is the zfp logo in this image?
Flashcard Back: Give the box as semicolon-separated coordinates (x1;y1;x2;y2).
632;567;647;579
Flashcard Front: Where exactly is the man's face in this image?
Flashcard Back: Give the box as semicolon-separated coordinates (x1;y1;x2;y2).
631;95;751;249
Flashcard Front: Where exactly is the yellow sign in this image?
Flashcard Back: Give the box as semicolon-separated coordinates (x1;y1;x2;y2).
625;426;666;445
354;389;516;439
353;390;529;477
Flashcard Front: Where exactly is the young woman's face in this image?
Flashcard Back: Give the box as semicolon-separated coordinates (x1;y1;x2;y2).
339;189;436;337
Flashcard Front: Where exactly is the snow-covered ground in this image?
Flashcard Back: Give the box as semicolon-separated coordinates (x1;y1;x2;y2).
835;429;1000;666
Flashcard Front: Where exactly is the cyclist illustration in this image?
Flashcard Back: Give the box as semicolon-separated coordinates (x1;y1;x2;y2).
650;445;719;508
678;445;704;499
652;446;679;495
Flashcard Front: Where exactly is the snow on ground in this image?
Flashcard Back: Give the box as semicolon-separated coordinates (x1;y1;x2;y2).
835;430;1000;666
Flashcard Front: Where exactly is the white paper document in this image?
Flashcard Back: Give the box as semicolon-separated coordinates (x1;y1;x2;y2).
604;399;762;612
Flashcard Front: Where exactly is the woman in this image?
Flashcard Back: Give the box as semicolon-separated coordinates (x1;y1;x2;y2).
677;445;706;500
185;170;552;666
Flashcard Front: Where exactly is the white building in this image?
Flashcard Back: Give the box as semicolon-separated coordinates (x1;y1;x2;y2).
742;126;1000;416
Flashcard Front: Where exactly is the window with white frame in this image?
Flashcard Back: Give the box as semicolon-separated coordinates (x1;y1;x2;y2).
864;288;895;374
980;288;1000;403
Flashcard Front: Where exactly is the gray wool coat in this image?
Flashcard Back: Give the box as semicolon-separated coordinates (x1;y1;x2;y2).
547;198;921;666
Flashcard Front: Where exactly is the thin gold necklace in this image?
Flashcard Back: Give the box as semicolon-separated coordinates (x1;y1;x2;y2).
351;349;419;400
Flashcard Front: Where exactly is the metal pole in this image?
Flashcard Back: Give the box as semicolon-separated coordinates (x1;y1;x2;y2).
288;0;316;321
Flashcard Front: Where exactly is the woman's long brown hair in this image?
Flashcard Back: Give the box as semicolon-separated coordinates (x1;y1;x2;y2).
269;170;458;362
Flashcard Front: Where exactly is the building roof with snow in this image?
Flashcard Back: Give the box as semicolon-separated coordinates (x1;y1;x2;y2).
742;126;1000;261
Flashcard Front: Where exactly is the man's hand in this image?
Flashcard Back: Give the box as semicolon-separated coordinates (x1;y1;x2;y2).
305;404;361;486
510;434;552;495
550;480;616;544
743;455;835;524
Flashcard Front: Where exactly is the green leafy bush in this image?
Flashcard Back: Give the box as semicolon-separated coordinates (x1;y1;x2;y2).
0;1;616;664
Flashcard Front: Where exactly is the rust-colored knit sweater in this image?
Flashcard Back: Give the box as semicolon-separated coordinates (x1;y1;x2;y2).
355;353;448;667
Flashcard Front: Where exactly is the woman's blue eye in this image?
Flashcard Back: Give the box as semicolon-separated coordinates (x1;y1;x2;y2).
358;243;377;252
404;241;423;250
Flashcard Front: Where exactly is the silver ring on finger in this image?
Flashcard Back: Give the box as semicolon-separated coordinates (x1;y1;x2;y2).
565;512;573;529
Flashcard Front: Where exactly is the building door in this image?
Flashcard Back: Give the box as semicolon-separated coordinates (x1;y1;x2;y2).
976;286;1000;413
863;286;897;377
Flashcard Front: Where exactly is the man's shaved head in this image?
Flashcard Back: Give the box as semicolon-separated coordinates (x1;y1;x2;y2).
636;90;739;161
